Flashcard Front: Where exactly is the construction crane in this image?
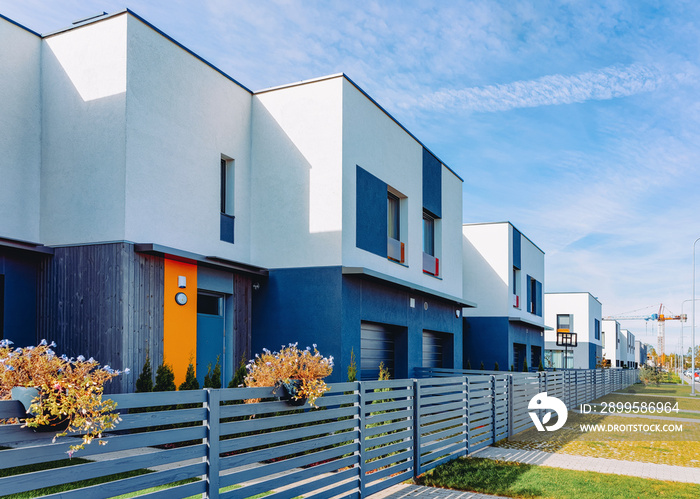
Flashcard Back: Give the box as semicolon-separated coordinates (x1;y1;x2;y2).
604;304;687;357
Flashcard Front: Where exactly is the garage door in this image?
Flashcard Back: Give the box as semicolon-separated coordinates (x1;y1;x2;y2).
422;331;444;368
361;322;395;381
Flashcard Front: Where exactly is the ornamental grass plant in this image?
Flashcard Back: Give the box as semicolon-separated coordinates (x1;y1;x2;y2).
245;343;333;406
0;339;127;456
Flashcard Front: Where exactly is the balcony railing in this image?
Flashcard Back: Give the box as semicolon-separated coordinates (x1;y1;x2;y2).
423;252;439;276
388;238;404;263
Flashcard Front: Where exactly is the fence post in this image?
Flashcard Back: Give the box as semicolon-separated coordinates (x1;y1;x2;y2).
491;375;497;445
413;378;421;480
359;381;366;498
206;388;220;499
464;376;470;454
507;374;514;437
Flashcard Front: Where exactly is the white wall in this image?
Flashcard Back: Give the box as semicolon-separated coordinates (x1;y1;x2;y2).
463;223;544;325
512;230;545;326
40;15;128;245
462;223;509;316
0;19;42;242
602;319;620;366
123;15;253;262
341;78;463;297
544;292;602;368
251;77;344;268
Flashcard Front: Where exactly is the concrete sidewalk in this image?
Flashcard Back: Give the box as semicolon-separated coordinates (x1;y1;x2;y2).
472;446;700;484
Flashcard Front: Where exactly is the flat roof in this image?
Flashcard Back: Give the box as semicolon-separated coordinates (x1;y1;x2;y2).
256;73;464;183
32;9;461;183
462;221;545;255
40;9;253;93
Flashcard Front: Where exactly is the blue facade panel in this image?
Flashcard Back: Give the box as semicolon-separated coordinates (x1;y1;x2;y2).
0;251;38;346
422;148;442;218
252;266;463;382
512;227;521;270
464;316;544;371
589;342;602;369
356;165;387;258
463;317;510;370
251;266;344;374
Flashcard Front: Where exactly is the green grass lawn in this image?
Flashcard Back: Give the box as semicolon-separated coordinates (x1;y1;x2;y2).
620;383;696;397
418;457;700;499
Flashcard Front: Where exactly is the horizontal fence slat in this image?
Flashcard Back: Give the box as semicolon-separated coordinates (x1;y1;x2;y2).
0;369;638;498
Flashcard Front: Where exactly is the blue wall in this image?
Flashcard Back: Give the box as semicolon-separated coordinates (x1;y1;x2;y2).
0;250;38;346
463;317;509;370
251;266;344;373
588;342;603;369
356;166;387;258
252;266;463;382
512;228;521;270
422;148;442;218
464;316;544;371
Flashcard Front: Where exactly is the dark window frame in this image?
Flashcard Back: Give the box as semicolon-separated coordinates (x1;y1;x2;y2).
387;192;400;241
423;211;435;256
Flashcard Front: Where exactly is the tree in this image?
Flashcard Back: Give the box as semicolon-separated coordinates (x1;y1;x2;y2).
154;363;176;392
347;348;358;382
135;354;153;393
179;362;200;390
203;357;222;389
228;357;248;388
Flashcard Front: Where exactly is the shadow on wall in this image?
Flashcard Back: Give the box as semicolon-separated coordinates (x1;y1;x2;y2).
250;100;346;372
461;233;511;371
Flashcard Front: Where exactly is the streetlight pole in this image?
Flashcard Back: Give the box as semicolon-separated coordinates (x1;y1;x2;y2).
681;298;698;386
692;237;700;396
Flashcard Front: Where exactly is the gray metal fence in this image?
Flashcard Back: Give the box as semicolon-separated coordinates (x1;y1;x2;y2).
0;368;637;498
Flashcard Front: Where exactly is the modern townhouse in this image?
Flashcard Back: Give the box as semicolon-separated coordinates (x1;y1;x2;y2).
621;329;636;368
635;340;647;367
249;75;470;382
601;319;622;367
461;222;545;371
1;11;270;390
544;292;603;369
0;10;470;388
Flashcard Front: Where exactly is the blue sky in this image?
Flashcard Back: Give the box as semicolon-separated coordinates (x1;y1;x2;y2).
3;0;700;351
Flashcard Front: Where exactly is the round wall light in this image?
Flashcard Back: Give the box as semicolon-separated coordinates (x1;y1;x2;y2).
175;292;188;306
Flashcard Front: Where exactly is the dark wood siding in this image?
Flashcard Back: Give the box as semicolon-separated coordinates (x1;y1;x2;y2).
37;243;164;393
233;274;252;364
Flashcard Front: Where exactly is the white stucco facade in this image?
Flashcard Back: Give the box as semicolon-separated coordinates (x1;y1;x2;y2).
0;17;42;243
544;292;603;369
602;319;622;367
250;75;464;298
33;13;256;262
462;222;545;327
621;329;636;367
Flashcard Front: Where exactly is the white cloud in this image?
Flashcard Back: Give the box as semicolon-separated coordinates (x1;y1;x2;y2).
422;64;674;113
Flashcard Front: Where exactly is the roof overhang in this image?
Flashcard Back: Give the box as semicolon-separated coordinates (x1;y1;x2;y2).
342;266;476;308
0;237;54;256
509;315;548;330
135;243;268;277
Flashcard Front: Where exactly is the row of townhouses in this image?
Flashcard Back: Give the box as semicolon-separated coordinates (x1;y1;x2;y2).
0;10;644;391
